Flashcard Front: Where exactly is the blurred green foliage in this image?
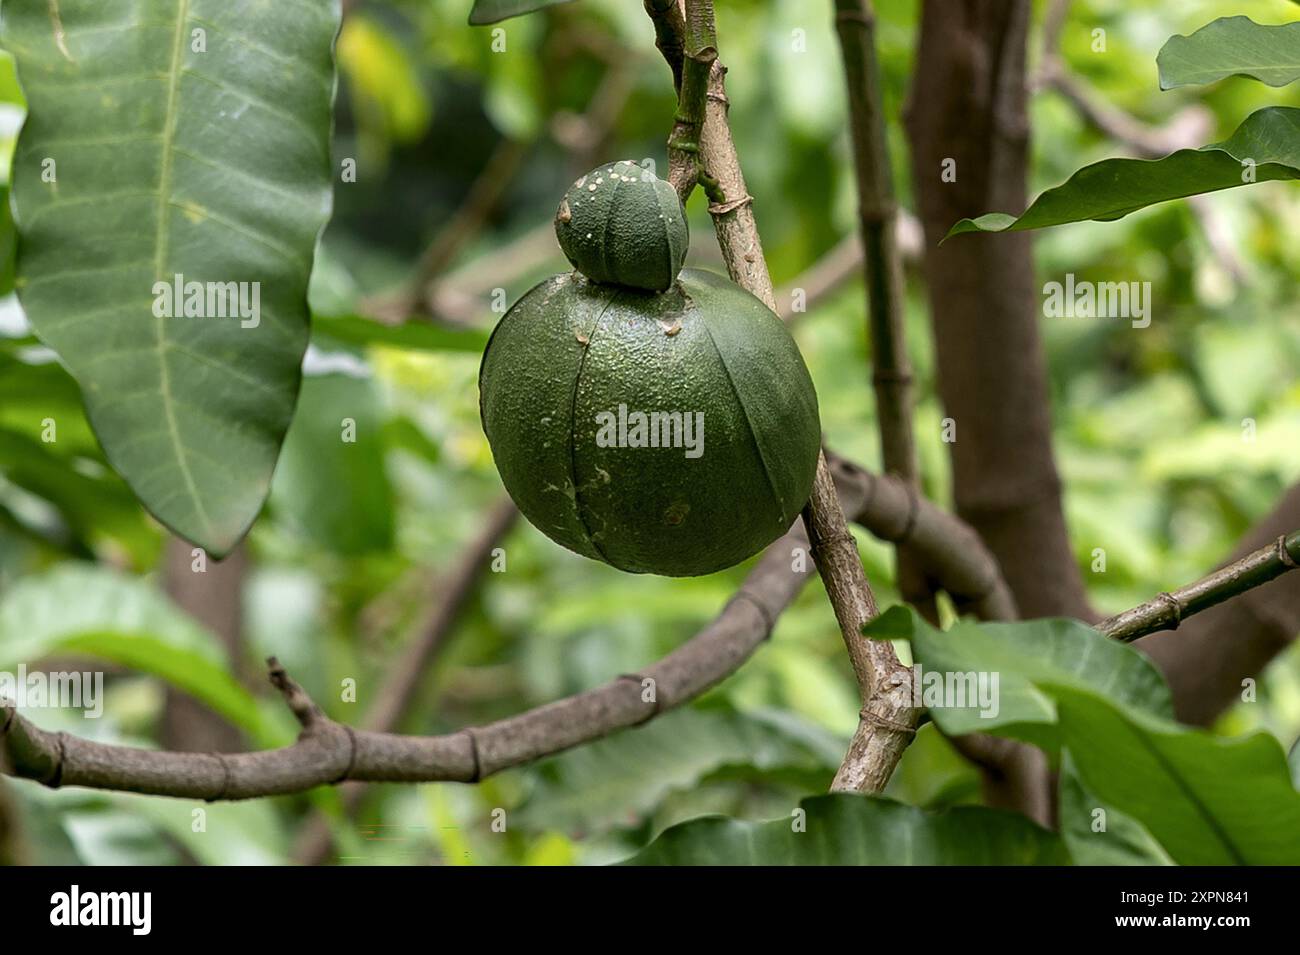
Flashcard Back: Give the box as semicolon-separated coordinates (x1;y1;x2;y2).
1;0;1298;864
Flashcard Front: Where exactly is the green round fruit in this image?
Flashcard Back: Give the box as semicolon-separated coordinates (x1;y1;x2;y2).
554;160;688;292
479;268;821;577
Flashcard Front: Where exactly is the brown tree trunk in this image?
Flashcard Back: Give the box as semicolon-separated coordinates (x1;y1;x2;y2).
160;537;248;753
903;0;1089;822
903;0;1091;622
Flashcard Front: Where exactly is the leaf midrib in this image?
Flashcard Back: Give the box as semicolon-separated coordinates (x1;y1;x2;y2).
152;0;214;539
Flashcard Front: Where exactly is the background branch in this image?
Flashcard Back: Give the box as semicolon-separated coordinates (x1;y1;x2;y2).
832;0;937;625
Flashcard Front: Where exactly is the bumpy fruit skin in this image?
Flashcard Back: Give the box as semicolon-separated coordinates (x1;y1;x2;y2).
479;268;821;577
554;160;688;292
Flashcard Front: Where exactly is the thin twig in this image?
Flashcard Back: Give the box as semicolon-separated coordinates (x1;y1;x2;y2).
832;0;937;625
1099;531;1300;642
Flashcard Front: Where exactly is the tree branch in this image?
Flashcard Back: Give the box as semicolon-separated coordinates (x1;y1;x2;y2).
644;0;686;91
0;456;1011;802
1099;532;1300;642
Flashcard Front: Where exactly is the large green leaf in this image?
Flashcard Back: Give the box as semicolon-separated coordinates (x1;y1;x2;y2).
620;793;1068;865
1052;685;1300;865
1058;752;1172;866
468;0;576;27
946;107;1300;238
270;373;394;556
1159;17;1300;90
865;606;1172;750
2;0;341;557
0;563;260;733
515;706;844;833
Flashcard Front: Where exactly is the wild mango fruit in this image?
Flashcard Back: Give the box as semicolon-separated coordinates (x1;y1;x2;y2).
479;268;821;576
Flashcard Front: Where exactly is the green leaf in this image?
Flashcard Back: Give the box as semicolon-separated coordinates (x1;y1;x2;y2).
270;373;394;556
1051;685;1300;865
946;107;1300;238
468;0;576;27
0;425;154;557
1058;752;1172;865
866;605;1172;750
620;793;1068;865
3;0;341;557
0;563;261;733
515;706;844;833
1158;17;1300;90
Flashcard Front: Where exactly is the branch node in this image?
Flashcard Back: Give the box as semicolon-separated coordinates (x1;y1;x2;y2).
880;480;921;545
857;706;918;736
835;9;873;28
49;731;67;789
206;752;233;803
708;193;753;216
872;368;914;386
729;590;777;639
616;673;663;723
1277;534;1298;568
461;727;483;783
1156;591;1183;629
335;724;359;785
